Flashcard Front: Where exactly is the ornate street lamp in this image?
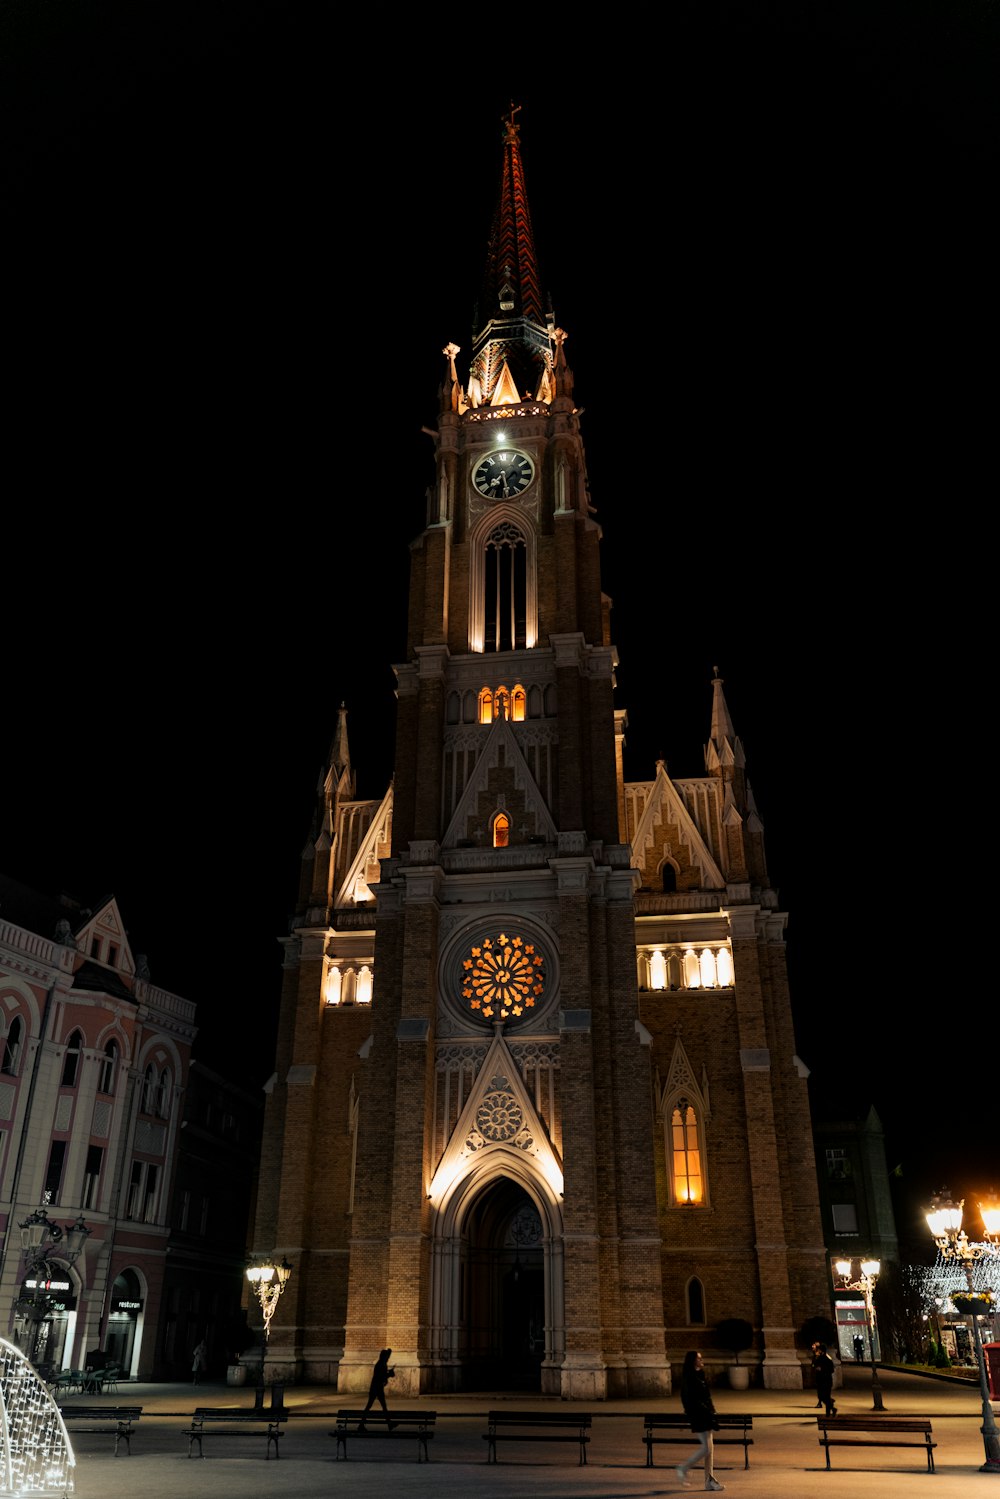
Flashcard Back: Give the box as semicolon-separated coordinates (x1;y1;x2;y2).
924;1192;1000;1474
245;1256;292;1345
835;1256;885;1411
15;1205;91;1361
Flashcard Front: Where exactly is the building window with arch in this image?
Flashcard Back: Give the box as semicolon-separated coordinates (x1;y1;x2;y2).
478;687;494;724
1;1016;23;1076
158;1067;171;1118
483;521;527;652
98;1041;118;1095
142;1063;157;1113
61;1030;83;1087
669;1098;705;1205
493;812;510;848
82;1144;103;1210
686;1276;706;1324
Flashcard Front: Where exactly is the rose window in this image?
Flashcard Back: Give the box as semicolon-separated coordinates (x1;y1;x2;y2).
476;1091;523;1142
461;931;544;1023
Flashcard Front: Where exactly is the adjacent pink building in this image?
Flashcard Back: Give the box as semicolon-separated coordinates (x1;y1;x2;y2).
0;875;196;1378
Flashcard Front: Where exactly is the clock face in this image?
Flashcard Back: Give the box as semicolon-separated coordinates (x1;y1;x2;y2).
472;448;535;499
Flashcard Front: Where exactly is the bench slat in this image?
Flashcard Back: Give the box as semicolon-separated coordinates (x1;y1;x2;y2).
643;1414;753;1469
817;1417;935;1472
58;1406;141;1456
484;1411;592;1466
333;1409;436;1462
186;1410;284;1460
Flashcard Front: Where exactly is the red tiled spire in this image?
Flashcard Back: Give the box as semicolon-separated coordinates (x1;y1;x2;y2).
479;104;544;329
467;105;555;408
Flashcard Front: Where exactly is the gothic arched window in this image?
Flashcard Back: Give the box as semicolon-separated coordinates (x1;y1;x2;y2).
687;1276;706;1324
61;1029;83;1087
98;1040;119;1095
484;521;527;652
670;1099;704;1205
493;812;510;848
1;1017;23;1076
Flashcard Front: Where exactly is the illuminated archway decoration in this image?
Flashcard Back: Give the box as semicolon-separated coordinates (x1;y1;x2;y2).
0;1334;75;1493
461;932;544;1023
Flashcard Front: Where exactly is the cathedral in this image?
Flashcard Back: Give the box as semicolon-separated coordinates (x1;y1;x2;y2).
252;112;829;1399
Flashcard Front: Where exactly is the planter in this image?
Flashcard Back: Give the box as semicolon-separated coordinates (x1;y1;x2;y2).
227;1363;247;1386
728;1365;750;1390
953;1296;993;1316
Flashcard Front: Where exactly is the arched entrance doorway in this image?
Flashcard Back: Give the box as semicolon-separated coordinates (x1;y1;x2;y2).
463;1179;544;1391
104;1269;144;1375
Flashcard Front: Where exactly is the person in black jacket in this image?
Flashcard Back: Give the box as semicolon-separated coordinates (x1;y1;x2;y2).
675;1350;724;1491
814;1342;837;1417
359;1348;396;1430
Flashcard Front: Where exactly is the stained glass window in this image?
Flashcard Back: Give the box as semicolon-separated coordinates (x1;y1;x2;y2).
671;1101;703;1204
461;932;544;1023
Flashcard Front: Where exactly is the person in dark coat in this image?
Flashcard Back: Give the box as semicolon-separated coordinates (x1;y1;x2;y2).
814;1342;837;1417
359;1348;396;1429
675;1350;724;1491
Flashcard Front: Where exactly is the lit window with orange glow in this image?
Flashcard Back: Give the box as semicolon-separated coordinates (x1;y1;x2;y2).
493;813;510;848
671;1101;703;1204
495;686;510;719
511;686;526;721
478;688;494;724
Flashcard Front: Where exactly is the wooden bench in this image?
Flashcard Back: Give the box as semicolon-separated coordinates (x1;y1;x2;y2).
57;1405;141;1457
817;1416;936;1472
332;1410;436;1461
483;1410;592;1465
185;1407;284;1459
642;1413;754;1469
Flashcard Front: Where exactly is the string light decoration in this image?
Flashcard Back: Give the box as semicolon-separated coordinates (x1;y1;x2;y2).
0;1336;74;1495
461;933;544;1022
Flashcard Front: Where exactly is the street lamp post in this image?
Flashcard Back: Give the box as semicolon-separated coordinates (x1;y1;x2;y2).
925;1192;1000;1474
16;1207;91;1373
835;1256;885;1411
245;1255;292;1403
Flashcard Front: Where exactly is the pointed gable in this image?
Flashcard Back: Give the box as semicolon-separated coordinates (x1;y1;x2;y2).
428;1027;563;1202
72;896;136;976
335;785;394;907
630;762;725;890
441;712;557;849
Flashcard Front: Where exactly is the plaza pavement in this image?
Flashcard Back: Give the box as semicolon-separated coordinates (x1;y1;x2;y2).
59;1363;1000;1499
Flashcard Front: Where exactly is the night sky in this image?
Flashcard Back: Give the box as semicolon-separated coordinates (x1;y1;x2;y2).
4;8;996;1254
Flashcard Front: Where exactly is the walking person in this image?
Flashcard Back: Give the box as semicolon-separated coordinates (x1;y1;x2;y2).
675;1350;724;1491
191;1336;208;1385
814;1341;837;1417
359;1348;396;1430
811;1341;824;1407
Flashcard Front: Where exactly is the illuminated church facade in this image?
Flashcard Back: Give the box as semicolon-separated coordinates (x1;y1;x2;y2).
252;114;829;1398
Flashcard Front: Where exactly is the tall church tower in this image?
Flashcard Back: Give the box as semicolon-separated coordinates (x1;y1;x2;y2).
252;111;829;1399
